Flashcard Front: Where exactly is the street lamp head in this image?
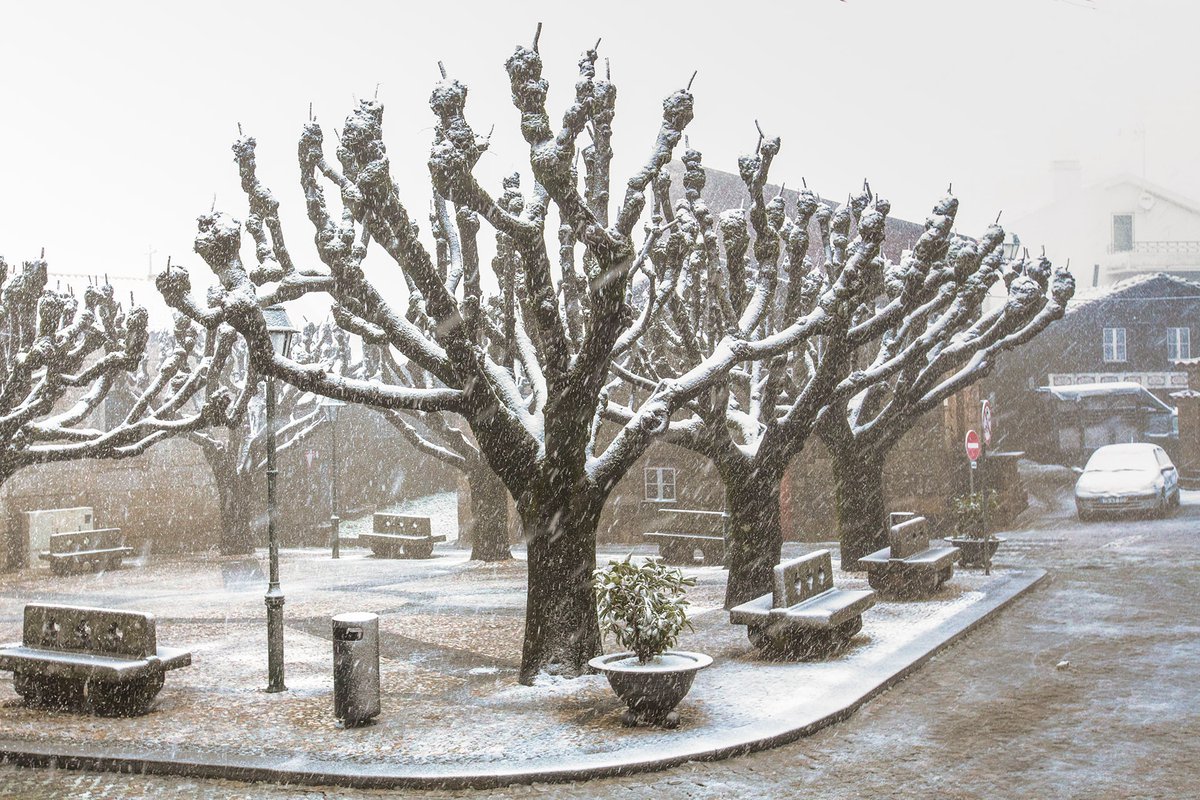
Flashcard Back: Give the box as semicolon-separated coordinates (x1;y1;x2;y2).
321;397;347;423
1003;233;1021;261
263;305;299;359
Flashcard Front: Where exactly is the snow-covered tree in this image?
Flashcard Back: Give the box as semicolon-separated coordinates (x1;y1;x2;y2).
608;139;1075;605
816;242;1076;568
0;255;231;496
158;33;830;682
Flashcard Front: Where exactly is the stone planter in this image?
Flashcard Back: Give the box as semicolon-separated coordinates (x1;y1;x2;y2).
948;536;1005;568
588;650;712;728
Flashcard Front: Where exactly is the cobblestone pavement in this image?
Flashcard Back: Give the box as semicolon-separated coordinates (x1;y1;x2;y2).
2;496;1198;799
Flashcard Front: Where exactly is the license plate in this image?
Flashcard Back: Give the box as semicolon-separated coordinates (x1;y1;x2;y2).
1100;497;1124;505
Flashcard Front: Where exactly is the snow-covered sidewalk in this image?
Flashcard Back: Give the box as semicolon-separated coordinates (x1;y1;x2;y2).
0;511;1042;787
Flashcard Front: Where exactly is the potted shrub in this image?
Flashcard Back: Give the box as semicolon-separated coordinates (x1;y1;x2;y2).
947;490;1004;568
588;556;712;728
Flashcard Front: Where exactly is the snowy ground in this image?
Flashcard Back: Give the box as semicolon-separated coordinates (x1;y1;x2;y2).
0;494;1014;774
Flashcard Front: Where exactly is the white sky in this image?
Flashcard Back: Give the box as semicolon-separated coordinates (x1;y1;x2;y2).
0;0;1196;317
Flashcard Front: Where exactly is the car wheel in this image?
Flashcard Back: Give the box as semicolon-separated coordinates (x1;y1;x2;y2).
1077;507;1093;522
1171;488;1182;508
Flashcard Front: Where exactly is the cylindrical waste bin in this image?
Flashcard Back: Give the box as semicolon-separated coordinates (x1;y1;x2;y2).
332;612;380;726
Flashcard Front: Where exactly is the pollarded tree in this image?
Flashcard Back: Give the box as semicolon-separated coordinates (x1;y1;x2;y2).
0;255;232;505
817;246;1075;568
187;318;338;555
608;140;1074;605
158;32;830;682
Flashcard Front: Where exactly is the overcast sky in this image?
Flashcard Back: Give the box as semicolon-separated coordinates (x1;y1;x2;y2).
0;0;1195;308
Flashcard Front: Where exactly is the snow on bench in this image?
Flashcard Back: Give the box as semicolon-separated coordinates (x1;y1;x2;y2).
0;604;191;716
37;529;132;575
859;515;960;598
359;513;446;559
729;549;875;658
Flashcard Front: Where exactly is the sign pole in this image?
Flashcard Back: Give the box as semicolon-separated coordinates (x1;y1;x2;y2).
980;401;993;576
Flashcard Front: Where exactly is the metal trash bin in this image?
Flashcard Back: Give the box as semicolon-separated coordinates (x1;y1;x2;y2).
332;612;380;726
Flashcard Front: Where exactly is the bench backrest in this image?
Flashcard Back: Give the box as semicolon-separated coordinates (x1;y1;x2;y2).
888;516;931;560
773;549;835;608
22;604;156;658
373;514;432;537
48;528;124;554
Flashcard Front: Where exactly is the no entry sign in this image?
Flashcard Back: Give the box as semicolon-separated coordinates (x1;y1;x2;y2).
964;429;981;463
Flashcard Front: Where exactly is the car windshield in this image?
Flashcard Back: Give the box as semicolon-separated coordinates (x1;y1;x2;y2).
1084;447;1157;473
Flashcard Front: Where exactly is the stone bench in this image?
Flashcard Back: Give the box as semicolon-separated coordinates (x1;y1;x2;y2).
859;515;960;598
729;549;876;658
359;513;446;559
642;508;727;566
0;604;191;716
38;529;132;575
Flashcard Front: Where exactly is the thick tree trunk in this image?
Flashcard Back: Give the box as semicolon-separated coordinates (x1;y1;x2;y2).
722;467;784;609
214;464;258;556
517;488;602;685
833;447;888;570
465;462;512;562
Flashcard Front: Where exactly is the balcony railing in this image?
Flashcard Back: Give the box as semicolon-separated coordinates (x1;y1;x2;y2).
1107;240;1200;255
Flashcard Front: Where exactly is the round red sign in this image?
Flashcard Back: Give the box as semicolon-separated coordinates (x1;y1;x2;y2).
965;429;981;462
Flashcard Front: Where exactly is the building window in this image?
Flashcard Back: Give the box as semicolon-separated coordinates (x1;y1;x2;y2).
1103;328;1127;362
644;467;676;502
1112;214;1133;252
1168;327;1191;361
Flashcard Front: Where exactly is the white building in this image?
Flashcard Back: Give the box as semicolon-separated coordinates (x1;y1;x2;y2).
1010;162;1200;288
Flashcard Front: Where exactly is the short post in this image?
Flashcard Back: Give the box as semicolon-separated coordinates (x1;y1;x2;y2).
980;448;991;576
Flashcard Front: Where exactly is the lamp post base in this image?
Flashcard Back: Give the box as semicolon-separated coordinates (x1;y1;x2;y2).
265;591;286;693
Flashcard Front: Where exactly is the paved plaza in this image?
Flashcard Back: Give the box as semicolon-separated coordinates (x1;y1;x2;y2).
0;492;1197;798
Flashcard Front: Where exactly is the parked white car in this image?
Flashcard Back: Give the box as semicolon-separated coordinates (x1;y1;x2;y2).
1074;443;1180;520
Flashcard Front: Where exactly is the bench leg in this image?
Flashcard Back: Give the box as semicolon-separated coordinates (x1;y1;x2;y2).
749;615;863;661
88;673;165;716
658;541;688;565
402;541;435;559
14;672;82;709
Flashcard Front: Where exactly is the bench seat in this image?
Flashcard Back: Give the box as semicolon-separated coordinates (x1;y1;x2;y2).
642;531;725;567
0;645;191;680
359;527;446;559
729;587;874;629
39;547;134;562
860;544;958;569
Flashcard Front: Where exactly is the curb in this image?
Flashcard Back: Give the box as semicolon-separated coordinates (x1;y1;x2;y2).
0;568;1047;790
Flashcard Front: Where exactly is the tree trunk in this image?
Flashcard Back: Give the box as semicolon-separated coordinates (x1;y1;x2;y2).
833;447;887;570
517;488;602;685
722;467;783;609
465;462;512;562
215;464;258;556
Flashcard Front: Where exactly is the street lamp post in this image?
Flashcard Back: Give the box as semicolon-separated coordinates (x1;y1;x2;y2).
321;398;347;560
263;305;298;694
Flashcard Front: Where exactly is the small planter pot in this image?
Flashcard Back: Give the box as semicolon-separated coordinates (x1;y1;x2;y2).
588;650;712;728
948;536;1005;568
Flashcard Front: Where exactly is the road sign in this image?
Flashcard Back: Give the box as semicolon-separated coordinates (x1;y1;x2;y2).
981;400;993;445
965;430;981;463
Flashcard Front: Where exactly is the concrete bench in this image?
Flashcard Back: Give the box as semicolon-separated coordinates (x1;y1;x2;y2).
359;513;446;559
642;508;727;566
38;529;132;575
729;549;876;658
859;515;960;598
0;604;191;716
